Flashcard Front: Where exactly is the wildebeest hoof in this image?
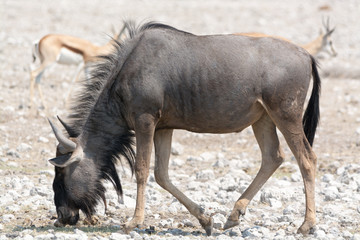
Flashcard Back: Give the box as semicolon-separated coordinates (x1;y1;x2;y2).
199;216;213;236
204;218;213;236
54;219;65;227
83;215;99;225
223;219;239;230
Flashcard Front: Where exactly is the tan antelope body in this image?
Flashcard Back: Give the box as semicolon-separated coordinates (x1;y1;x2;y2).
235;18;336;56
30;25;127;110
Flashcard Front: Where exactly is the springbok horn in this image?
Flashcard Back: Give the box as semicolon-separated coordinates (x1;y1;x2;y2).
48;118;76;153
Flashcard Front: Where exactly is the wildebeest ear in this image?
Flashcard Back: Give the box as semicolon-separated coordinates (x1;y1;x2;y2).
49;154;80;168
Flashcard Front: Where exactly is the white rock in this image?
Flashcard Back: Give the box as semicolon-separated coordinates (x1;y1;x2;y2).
290;172;302;182
109;233;129;240
228;168;251;181
283;205;297;215
356;127;360;134
171;142;184;155
38;136;49;143
170;158;185;167
200;152;217;161
21;235;34;240
1;214;15;223
196;169;215;180
17;143;32;152
39;170;55;177
321;173;334;183
215;235;233;240
314;229;327;239
159;218;173;228
7;161;19;167
336;166;345;175
269;198;282;208
5;204;20;212
213;213;226;229
277;214;293;222
34;233;55;240
6;149;20;158
212;159;229;168
168;202;178;215
182;218;195;227
186;156;203;162
242;226;269;238
123;195;136;208
187;181;202;191
218;175;237;192
352;233;360;240
323;186;339;201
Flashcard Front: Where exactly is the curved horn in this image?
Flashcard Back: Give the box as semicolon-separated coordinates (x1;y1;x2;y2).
57;115;76;137
48;118;76;153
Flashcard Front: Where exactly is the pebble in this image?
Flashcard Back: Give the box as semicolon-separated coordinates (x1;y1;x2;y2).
38;136;49;143
196;169;215;180
171;142;184;155
213;213;226;229
17;143;32;152
1;3;360;240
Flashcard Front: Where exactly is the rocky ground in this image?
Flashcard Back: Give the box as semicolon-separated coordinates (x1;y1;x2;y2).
1;0;360;239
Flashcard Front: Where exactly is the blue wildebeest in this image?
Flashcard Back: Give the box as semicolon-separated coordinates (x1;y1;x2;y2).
48;22;320;235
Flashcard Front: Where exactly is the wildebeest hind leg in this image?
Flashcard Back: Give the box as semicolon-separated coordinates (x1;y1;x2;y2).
271;115;317;235
224;114;284;230
154;129;213;236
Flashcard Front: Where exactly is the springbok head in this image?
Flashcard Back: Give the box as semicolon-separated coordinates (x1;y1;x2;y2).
320;17;337;57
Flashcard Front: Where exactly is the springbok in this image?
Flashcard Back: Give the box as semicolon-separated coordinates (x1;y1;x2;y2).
48;22;320;236
29;24;127;110
235;18;336;57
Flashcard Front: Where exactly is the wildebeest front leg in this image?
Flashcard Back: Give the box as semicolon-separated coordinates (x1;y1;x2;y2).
224;114;284;230
123;115;155;233
154;129;213;235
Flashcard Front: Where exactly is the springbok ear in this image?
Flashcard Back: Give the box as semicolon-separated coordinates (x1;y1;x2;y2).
49;154;80;168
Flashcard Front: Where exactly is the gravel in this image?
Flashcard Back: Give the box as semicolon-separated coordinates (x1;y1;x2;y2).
1;0;360;239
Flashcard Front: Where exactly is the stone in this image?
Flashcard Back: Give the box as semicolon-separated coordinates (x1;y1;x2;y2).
196;169;215;180
321;173;334;183
171;142;184;155
1;214;15;223
323;186;339;201
182;219;195;227
17;143;32;152
213;213;227;229
38;136;49;143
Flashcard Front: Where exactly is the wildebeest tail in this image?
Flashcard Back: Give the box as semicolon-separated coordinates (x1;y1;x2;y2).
302;56;321;146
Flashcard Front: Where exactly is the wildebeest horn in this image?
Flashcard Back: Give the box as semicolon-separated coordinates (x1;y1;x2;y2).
48;118;76;153
57;116;75;136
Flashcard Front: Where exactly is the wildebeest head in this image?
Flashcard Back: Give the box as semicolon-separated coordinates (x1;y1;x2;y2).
48;118;130;226
47;23;137;226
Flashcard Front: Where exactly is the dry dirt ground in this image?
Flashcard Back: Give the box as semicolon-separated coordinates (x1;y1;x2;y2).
1;0;360;238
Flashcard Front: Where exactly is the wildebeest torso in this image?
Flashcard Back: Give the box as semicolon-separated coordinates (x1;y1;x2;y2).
110;29;311;133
